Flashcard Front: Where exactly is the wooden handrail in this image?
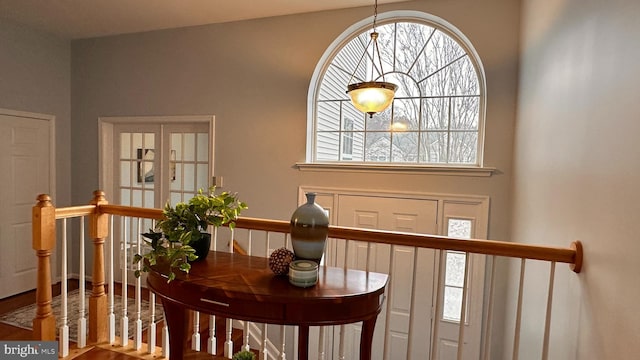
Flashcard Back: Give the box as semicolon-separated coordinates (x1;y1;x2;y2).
55;205;96;219
232;217;583;272
99;204;164;219
93;209;583;273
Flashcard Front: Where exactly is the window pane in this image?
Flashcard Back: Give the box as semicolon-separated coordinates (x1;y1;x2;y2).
422;132;448;163
183;133;195;161
443;286;463;321
120;133;131;159
448;219;472;238
366;108;392;131
196;164;208;191
318;102;340;131
316;132;340;161
183;164;195;191
391;132;419;162
448;131;478;164
451;56;480;95
171;133;182;160
171;163;182;191
392;98;420;131
451;97;479;130
445;251;466;287
120;161;131;187
365;132;390;162
423;98;449;130
197;133;209;161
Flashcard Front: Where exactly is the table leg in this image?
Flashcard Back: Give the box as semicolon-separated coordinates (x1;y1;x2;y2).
162;299;188;360
360;317;378;360
298;325;309;360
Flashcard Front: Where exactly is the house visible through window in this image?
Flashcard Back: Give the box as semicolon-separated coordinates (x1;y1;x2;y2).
308;12;486;167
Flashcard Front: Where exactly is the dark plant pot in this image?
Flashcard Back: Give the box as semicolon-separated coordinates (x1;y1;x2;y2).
190;232;211;262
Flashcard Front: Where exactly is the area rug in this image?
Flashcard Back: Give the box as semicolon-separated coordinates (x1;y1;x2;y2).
0;289;164;342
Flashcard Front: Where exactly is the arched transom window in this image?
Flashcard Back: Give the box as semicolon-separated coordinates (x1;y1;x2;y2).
307;12;486;167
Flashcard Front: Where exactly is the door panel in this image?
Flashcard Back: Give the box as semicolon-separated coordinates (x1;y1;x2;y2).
0;114;52;298
336;195;437;360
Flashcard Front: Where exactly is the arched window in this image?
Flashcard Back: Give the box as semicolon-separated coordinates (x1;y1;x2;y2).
306;11;486;168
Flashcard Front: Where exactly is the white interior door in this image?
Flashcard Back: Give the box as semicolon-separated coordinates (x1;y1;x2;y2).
336;195;438;360
0;111;53;298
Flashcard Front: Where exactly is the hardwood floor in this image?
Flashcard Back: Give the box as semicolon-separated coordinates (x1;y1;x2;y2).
0;281;245;359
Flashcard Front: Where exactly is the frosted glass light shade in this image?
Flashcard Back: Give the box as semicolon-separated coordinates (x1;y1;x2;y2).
347;81;398;117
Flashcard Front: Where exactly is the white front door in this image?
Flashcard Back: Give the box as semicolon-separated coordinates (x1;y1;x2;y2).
0;111;53;299
305;188;489;360
335;194;438;360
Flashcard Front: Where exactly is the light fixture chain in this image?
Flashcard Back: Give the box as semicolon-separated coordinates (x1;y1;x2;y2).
373;0;378;31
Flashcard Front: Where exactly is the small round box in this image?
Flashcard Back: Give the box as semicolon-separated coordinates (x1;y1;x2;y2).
288;260;319;288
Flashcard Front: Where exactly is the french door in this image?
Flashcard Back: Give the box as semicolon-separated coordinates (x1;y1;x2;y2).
99;115;215;280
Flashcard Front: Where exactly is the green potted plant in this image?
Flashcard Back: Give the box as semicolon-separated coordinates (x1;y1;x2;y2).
134;186;247;281
232;350;256;360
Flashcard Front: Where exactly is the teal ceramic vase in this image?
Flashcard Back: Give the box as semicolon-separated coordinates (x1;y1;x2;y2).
290;193;329;263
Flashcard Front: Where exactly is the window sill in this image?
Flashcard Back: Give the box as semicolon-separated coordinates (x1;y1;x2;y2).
295;162;496;177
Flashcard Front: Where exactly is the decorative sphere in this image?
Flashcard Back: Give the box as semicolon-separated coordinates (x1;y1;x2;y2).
269;247;295;276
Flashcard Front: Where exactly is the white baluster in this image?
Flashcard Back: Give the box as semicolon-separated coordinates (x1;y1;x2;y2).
512;259;526;360
133;219;143;350
338;325;346;360
266;232;271;256
120;218;129;346
247;229;253;255
77;217;87;348
541;262;557;360
147;293;157;354
192;311;201;351
482;256;497;360
208;315;217;355
243;321;250;352
108;216;116;344
318;327;326;360
279;325;286;360
162;320;170;358
381;245;395;359
225;318;233;358
261;323;269;360
430;250;447;360
59;218;69;357
406;248;419;360
456;253;471;360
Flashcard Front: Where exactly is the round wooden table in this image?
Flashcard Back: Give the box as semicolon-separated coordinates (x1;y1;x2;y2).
147;251;388;360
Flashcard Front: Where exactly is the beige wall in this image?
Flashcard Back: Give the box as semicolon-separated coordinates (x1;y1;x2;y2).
514;0;640;358
0;19;71;207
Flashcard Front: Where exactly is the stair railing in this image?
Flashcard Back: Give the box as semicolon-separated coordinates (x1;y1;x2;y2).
32;191;583;359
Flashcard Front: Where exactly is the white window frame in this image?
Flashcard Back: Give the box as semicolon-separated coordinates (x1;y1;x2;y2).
300;10;494;177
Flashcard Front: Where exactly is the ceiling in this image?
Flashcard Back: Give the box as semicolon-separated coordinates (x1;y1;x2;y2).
0;0;406;39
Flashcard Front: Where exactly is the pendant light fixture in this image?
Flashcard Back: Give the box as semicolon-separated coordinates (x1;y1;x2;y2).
346;0;398;118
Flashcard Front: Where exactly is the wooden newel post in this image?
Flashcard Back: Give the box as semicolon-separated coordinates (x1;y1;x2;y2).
32;194;56;340
89;190;109;343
